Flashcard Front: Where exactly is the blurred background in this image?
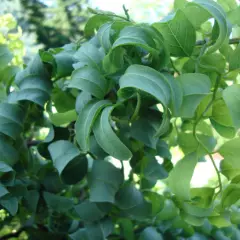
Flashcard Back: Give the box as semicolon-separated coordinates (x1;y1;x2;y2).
0;0;173;58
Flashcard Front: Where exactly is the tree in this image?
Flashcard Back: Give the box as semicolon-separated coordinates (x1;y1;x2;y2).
6;0;89;49
0;0;240;239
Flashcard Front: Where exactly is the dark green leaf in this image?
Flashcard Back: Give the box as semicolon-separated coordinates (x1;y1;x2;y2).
85;218;114;240
74;42;105;70
88;160;123;203
119;64;171;107
9;75;52;107
43;191;73;212
48;141;88;184
139;227;163;240
192;0;228;53
69;66;109;99
0;196;18;215
93;106;132;161
75;200;109;221
0;103;24;139
153;10;196;57
75;100;111;152
115;183;143;209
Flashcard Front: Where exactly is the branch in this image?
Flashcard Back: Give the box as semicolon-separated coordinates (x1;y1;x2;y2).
122;5;130;21
196;38;240;46
27;140;42;147
192;74;222;196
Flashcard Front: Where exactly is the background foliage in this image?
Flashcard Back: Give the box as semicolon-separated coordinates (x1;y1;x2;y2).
0;0;240;239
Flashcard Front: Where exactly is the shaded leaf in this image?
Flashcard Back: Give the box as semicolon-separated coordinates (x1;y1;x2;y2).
93;106;132;161
88;160;123;203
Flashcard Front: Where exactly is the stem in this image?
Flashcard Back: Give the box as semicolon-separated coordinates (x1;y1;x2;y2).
122;5;130;21
192;74;222;195
195;40;210;72
196;38;240;46
170;58;180;75
131;92;141;122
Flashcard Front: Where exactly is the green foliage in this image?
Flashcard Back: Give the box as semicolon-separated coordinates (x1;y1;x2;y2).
0;0;240;239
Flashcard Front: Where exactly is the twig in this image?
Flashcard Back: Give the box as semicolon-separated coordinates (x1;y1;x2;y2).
122;5;130;21
170;58;180;75
192;74;222;196
130;92;141;122
196;38;240;46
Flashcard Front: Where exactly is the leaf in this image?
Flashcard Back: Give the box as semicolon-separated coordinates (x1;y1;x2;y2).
69;229;89;240
113;25;157;52
110;24;169;70
15;54;49;85
156;140;172;159
221;184;240;208
199;53;226;74
74;42;105;70
24;190;39;213
130;118;159;149
152;10;196;57
88;160;123;203
93;106;132;161
0;196;18;216
191;0;228;53
61;154;88;185
8;75;52;107
174;0;187;10
85;218;114;240
51;88;75;113
229;43;240;71
0;66;19;86
139;227;163;240
43;192;73;213
0;161;15;186
97;22;113;53
163;73;183;116
227;6;240;26
0;103;25;139
118;219;134;240
118;64;171;107
103;47;125;74
75;100;111;152
222;84;240;129
182;203;213;218
0;45;13;71
156;199;179;221
143;155;168;181
75;200;109;221
168;152;198;200
0;137;18;166
53;50;74;78
0;185;9;198
115;183;143;209
190;188;215;208
84;15;112;37
219;137;240;173
177;73;211;118
75;91;92;114
49;109;77;126
48;140;88;183
69;66;109;99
